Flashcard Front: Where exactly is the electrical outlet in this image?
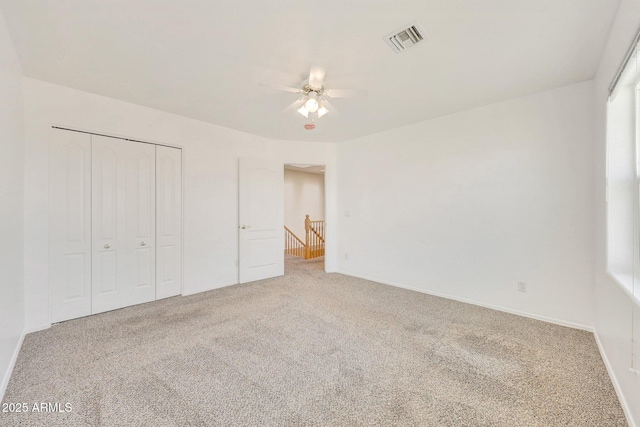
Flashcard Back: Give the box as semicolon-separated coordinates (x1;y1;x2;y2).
345;253;349;260
517;281;527;292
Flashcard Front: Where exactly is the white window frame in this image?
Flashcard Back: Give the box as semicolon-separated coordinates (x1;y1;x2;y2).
606;36;640;307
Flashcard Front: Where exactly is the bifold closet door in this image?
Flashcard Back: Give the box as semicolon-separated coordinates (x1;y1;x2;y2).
91;135;156;314
50;129;92;323
156;146;182;299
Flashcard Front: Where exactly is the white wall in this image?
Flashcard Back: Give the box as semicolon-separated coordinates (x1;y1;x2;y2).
284;169;325;238
0;8;25;398
593;0;640;424
337;81;595;329
22;78;337;331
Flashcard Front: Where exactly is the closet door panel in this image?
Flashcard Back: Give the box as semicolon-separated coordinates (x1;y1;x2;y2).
92;136;156;314
92;144;119;301
50;129;92;322
129;153;154;293
124;140;156;304
156;146;182;299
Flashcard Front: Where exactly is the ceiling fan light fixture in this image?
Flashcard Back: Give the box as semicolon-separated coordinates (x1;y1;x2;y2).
297;105;309;118
305;92;319;113
317;105;329;118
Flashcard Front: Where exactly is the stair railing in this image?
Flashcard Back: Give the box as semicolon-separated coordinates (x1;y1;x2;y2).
284;226;305;257
305;215;325;259
284;214;325;260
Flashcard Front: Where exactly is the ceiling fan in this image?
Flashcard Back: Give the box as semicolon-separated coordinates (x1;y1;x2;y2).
260;65;367;121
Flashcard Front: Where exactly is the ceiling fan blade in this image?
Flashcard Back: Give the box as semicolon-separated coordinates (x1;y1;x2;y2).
308;65;326;89
283;98;306;113
259;82;303;94
324;88;368;98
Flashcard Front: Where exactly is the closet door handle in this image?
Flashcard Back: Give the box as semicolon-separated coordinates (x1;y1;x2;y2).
140;241;146;246
104;244;110;249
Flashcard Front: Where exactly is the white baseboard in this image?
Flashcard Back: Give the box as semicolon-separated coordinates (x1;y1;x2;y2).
0;324;53;401
342;270;638;424
339;270;594;332
594;331;637;427
25;324;51;333
181;279;238;297
0;331;26;402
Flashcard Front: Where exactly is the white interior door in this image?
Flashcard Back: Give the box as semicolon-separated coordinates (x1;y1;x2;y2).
156;146;182;299
92;135;156;314
49;129;92;322
238;157;284;283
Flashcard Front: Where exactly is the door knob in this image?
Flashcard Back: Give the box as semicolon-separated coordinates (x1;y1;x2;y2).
240;225;250;230
140;241;146;246
104;244;110;249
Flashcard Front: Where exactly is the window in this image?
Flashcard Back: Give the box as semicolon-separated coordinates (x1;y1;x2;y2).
607;35;640;304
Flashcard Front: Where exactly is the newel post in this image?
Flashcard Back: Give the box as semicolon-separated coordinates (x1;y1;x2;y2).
304;215;311;259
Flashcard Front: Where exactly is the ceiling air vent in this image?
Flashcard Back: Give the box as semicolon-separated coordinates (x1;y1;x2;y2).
384;20;427;53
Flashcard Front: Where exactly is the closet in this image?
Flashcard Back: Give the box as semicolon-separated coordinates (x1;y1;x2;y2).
49;128;182;323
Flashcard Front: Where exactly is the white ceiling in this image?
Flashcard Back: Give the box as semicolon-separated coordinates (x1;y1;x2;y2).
0;0;621;142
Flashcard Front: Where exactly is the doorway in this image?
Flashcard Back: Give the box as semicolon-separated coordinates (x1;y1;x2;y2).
283;164;326;273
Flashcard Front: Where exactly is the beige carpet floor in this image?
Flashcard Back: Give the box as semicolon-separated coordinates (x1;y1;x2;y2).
1;256;627;426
